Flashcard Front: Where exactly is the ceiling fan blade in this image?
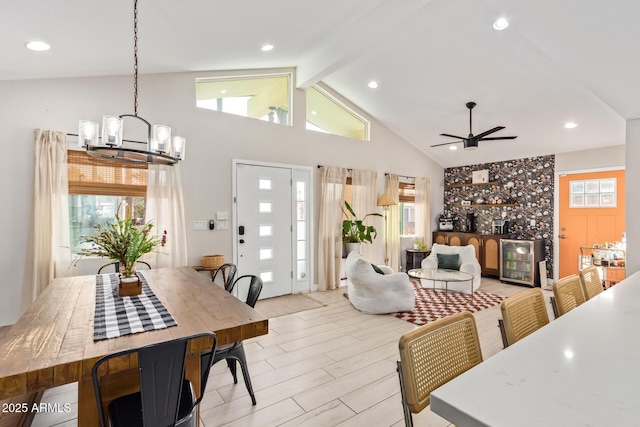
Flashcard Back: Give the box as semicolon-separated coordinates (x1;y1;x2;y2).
472;126;505;140
478;136;518;141
430;140;463;148
440;133;467;140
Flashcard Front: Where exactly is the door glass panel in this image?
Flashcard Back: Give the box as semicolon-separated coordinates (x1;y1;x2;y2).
258;179;272;190
259;248;273;260
297;221;306;239
259;225;273;236
259;202;272;213
296;202;305;220
297;241;306;260
260;271;274;283
297;260;307;280
296;182;305;201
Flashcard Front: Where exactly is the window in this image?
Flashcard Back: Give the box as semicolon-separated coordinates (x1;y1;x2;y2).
306;86;369;140
399;182;416;236
570;178;616;207
67;150;148;253
196;74;291;125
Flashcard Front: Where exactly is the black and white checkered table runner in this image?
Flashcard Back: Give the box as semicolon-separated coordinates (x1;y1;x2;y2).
93;272;177;341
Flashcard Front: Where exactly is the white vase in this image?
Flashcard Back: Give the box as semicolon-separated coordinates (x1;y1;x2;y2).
345;242;361;255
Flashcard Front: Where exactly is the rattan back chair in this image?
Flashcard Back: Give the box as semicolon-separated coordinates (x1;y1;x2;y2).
397;311;482;426
552;274;586;317
498;288;549;348
579;266;604;300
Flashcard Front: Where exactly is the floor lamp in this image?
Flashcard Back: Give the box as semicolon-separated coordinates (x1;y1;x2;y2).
377;193;397;266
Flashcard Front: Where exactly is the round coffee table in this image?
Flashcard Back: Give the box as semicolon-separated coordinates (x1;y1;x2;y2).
407;268;475;308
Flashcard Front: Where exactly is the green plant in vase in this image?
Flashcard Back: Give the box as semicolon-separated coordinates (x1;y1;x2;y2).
81;209;164;279
341;201;383;245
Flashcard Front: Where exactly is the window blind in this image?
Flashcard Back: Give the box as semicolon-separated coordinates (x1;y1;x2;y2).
399;182;415;203
67;150;148;197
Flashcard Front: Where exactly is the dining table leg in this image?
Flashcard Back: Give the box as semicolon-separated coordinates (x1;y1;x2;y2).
77;378;100;427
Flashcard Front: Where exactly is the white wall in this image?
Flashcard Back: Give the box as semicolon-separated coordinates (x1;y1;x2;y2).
0;70;444;325
555;145;625;172
626;120;640;275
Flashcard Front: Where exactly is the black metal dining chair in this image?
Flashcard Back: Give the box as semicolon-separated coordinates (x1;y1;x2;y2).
92;332;217;427
201;275;263;405
211;263;237;293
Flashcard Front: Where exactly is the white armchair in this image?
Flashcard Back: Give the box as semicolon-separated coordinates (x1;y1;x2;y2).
421;243;482;293
345;251;415;314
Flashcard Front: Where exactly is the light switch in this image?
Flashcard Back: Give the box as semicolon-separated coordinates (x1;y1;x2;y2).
216;211;229;220
530;219;536;227
194;221;207;230
217;220;229;230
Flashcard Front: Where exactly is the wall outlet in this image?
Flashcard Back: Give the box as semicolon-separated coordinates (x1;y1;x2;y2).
217;220;229;230
194;221;207;230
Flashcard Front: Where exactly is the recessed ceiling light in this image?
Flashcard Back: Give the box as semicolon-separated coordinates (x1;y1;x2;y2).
261;44;274;52
493;18;509;31
449;145;458;151
25;41;51;51
221;89;227;94
368;81;378;89
311;111;317;115
564;122;578;129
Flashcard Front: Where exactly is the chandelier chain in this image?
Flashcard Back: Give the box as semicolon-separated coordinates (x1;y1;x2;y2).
133;0;139;117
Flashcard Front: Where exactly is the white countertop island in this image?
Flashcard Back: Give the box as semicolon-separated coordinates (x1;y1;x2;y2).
430;271;640;426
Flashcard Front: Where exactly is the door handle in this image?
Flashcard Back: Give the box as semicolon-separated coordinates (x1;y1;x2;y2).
558;234;567;239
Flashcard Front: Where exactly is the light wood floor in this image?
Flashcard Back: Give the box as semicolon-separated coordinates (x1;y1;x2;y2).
31;278;553;427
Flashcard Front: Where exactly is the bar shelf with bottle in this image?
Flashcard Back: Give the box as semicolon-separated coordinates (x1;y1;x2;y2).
579;246;626;287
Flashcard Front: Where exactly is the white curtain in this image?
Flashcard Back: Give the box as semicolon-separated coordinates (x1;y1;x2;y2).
385;174;401;271
29;129;71;302
351;169;380;263
415;177;431;245
144;163;188;268
317;166;347;291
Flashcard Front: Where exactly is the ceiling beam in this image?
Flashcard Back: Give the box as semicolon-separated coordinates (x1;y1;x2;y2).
296;0;435;89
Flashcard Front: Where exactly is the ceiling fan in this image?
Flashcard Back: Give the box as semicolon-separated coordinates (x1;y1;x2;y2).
431;102;517;150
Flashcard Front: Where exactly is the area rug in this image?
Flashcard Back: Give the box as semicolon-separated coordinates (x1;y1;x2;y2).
394;280;504;325
255;293;327;318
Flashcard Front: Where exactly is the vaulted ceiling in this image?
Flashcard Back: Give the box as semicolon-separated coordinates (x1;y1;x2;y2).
3;0;637;167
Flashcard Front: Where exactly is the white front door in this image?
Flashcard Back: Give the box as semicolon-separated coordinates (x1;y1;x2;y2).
235;163;293;300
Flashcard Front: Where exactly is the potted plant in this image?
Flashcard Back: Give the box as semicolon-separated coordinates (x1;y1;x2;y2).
341;201;382;254
413;239;428;250
81;208;165;296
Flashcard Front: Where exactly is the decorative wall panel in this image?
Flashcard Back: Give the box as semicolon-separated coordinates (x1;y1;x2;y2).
441;155;555;279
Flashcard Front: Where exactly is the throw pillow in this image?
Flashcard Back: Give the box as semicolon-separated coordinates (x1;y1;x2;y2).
437;253;460;270
371;263;385;275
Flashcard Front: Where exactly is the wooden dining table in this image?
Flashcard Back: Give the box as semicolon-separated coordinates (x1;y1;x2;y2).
0;266;269;426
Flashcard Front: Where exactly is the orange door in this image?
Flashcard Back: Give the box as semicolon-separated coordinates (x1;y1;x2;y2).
558;170;625;278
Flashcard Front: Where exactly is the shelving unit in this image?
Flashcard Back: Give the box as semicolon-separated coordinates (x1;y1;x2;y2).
453;203;517;208
500;239;545;287
579;246;626;287
446;181;501;189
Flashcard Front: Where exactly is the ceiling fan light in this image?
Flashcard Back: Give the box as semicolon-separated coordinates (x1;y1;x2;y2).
465;145;478;151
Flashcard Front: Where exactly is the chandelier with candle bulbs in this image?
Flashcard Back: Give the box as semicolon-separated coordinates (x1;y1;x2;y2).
77;0;185;165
